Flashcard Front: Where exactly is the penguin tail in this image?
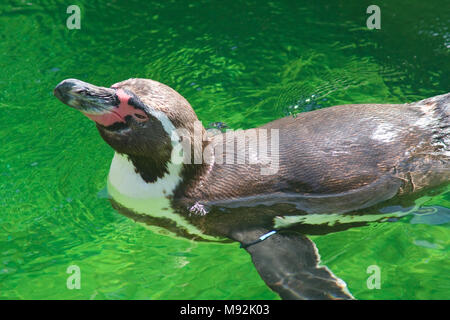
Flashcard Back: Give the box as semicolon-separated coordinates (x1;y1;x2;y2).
417;92;450;117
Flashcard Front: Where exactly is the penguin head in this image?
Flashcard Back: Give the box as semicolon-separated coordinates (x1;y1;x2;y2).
54;78;204;182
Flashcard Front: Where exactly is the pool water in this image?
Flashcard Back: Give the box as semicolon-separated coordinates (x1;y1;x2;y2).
0;0;449;299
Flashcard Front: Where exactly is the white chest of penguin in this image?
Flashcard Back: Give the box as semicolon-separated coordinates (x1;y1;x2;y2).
107;152;220;241
107;152;182;215
108;152;182;199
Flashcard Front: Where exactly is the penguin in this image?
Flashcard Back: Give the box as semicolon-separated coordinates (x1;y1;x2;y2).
54;78;449;300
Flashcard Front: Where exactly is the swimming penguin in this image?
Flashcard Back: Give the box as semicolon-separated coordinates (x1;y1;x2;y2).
54;78;449;300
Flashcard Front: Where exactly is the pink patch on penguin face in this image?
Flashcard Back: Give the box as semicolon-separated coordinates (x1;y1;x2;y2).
82;89;149;127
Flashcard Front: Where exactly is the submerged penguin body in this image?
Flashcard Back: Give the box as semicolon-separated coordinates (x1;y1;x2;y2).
54;78;449;299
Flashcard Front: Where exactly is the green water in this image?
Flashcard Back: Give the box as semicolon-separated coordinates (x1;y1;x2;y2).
1;0;449;299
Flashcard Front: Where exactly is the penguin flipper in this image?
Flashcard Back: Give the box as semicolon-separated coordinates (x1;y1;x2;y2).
232;229;354;300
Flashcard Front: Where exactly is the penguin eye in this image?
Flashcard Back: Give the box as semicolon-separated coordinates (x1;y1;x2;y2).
134;113;147;120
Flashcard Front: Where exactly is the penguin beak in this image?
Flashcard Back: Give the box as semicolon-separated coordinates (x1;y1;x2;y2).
54;79;149;128
54;78;119;114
